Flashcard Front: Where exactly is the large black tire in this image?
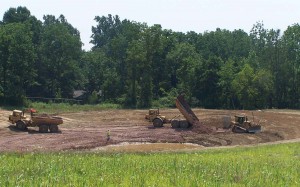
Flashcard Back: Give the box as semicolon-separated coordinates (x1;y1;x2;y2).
39;124;49;133
49;124;59;133
179;120;189;128
153;118;163;127
171;119;180;128
16;120;26;130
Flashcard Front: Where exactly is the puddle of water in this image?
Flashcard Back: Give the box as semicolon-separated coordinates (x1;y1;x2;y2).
93;142;204;153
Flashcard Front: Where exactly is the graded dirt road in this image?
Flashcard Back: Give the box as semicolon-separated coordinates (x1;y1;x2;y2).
0;109;299;152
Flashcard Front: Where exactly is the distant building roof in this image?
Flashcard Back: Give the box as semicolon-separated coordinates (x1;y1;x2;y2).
73;90;87;99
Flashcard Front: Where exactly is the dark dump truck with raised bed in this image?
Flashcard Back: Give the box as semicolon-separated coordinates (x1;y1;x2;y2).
146;95;213;132
172;94;199;128
8;109;63;133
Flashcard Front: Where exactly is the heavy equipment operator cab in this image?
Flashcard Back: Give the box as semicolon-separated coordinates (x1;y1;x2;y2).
9;110;24;123
12;110;23;117
149;109;159;116
235;115;248;124
145;109;160;122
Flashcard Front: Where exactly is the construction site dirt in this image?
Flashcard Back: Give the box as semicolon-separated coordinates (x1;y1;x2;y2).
0;109;299;152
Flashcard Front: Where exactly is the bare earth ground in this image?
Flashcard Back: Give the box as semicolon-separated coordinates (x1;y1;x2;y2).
0;109;299;152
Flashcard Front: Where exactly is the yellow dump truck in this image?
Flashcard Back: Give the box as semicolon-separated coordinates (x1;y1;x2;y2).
8;109;63;133
145;95;204;129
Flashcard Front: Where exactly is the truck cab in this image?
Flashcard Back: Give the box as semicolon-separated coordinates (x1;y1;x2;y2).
145;109;160;121
8;110;25;124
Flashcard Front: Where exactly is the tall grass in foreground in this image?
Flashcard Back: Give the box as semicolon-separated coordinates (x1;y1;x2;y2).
0;143;299;186
27;102;121;113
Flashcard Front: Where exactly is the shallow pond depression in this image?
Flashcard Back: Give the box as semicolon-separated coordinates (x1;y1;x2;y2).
93;142;204;153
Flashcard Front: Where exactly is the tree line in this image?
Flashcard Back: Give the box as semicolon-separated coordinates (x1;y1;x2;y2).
0;6;299;109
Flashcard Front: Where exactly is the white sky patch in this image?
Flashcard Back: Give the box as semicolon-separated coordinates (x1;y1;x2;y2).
1;0;300;50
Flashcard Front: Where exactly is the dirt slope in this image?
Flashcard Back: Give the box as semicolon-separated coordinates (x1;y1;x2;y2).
0;109;299;152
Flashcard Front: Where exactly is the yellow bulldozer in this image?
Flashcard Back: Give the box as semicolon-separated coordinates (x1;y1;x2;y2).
231;114;261;133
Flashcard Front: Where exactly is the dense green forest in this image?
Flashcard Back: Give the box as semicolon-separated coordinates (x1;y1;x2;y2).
0;6;299;109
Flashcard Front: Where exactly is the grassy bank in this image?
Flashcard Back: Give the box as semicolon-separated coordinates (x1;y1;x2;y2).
0;102;122;113
0;142;299;186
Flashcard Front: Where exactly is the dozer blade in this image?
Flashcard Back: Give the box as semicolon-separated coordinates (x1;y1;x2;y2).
247;126;261;133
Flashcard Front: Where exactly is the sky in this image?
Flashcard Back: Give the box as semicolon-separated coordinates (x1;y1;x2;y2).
1;0;300;51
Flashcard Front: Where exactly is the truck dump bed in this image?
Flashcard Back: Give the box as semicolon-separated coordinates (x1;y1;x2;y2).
32;114;63;126
175;95;214;133
175;95;200;126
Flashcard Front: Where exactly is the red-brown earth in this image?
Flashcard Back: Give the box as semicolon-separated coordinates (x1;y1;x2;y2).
0;109;299;152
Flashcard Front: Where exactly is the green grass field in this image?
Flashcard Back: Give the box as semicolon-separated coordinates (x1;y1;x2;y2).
29;102;121;113
1;102;122;114
0;142;299;186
